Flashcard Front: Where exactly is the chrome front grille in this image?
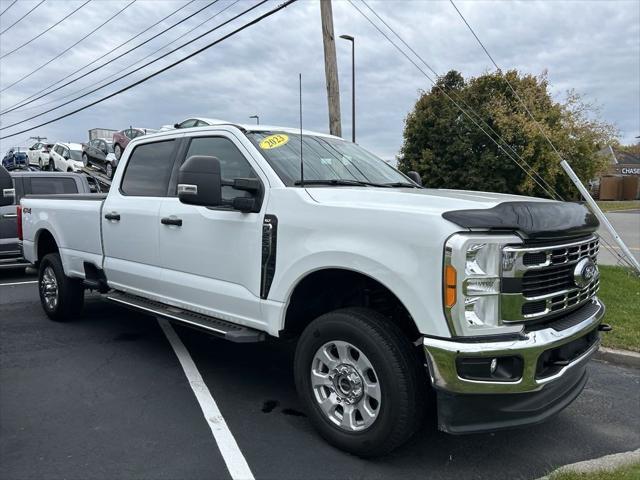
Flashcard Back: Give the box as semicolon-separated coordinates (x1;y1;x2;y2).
501;235;600;322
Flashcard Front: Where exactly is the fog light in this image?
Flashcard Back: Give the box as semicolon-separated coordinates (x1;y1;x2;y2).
490;357;498;374
456;356;523;382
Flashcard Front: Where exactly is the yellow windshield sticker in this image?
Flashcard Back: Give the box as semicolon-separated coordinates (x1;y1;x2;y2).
259;134;289;149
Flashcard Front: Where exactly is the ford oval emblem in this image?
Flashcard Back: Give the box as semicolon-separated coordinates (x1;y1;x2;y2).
573;258;599;288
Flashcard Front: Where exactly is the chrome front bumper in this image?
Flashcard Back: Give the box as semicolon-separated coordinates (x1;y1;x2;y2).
423;298;605;395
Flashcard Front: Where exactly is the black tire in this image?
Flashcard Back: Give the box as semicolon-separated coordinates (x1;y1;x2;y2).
82;153;89;168
106;162;114;179
38;253;84;321
49;159;55;171
294;307;426;457
114;144;122;161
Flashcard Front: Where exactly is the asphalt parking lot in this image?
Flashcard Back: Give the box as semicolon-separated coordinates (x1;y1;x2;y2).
598;209;640;266
1;268;639;480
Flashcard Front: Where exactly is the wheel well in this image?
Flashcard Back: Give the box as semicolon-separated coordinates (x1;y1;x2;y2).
36;230;59;263
282;269;420;341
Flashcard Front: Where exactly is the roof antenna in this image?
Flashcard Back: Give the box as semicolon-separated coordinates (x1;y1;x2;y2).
299;73;304;187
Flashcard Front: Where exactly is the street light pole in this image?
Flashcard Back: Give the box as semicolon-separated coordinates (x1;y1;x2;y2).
249;115;260;125
340;34;355;142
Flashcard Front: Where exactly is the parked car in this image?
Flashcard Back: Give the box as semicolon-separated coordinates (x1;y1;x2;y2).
2;149;28;170
112;128;158;161
20;120;606;457
82;138;118;178
0;166;96;269
49;142;84;172
26;142;54;169
159;117;228;131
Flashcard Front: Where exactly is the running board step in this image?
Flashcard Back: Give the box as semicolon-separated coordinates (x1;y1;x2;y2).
105;291;266;343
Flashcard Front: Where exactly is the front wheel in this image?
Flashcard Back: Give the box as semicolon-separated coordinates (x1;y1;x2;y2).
106;162;114;179
38;253;84;321
49;159;55;171
114;144;122;160
294;307;426;457
82;153;89;168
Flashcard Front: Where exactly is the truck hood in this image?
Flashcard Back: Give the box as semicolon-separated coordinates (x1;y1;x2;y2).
305;187;598;240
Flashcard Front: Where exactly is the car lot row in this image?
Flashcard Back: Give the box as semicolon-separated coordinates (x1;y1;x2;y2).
2;116;236;180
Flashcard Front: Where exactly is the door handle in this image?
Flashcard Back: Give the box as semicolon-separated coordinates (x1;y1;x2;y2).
161;216;182;227
2;213;17;218
104;212;120;221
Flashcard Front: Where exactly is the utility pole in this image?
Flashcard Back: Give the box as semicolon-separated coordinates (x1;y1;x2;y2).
320;0;342;137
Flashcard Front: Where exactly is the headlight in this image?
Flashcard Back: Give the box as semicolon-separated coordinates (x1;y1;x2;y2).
443;233;523;337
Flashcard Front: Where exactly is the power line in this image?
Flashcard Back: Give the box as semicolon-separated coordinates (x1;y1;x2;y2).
0;0;45;36
0;0;92;59
448;1;569;168
0;0;299;140
8;0;241;115
350;1;559;200
0;0;262;130
1;0;206;114
359;0;563;201
0;0;18;19
0;0;137;93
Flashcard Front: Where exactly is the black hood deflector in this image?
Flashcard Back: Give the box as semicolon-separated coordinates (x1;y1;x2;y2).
442;201;599;241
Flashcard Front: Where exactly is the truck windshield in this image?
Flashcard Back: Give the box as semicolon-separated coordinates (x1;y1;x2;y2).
246;131;413;187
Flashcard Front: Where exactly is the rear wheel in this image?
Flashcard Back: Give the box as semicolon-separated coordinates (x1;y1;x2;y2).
106;162;114;179
294;307;425;457
38;157;43;169
49;159;55;171
38;253;84;321
114;144;122;160
82;153;89;168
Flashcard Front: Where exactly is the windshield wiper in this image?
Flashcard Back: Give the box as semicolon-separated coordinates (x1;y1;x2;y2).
383;182;422;188
294;179;391;187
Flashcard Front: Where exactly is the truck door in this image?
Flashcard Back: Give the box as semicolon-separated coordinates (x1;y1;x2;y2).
102;139;179;297
157;133;267;330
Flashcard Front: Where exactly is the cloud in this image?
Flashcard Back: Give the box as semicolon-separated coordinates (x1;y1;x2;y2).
0;0;638;161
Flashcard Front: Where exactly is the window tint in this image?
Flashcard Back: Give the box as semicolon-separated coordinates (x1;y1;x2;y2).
29;177;78;194
184;137;257;201
121;140;175;196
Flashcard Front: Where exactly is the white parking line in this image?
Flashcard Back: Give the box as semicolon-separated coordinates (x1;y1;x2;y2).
158;318;254;480
0;280;38;286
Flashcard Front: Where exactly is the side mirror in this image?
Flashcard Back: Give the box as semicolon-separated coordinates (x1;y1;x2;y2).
0;167;14;206
407;171;423;186
174;123;180;129
177;155;223;207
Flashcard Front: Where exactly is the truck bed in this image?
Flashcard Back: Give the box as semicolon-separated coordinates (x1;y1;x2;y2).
21;194;107;278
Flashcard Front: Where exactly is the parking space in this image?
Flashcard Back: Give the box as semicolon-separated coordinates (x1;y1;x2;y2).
1;270;639;480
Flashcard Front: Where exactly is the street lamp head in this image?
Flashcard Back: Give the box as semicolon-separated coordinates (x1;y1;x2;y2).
339;34;354;42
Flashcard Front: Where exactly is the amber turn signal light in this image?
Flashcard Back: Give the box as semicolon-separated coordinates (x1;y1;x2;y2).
444;264;457;308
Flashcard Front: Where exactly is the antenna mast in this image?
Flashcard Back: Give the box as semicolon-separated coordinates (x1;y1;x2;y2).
299;73;304;187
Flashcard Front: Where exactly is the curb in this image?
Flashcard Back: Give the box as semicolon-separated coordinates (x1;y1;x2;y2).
538;448;640;479
595;346;640;369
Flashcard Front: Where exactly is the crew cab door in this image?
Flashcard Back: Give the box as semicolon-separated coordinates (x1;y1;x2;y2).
157;133;267;330
102;139;179;297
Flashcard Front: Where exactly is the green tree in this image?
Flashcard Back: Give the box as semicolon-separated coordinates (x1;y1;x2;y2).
398;70;616;199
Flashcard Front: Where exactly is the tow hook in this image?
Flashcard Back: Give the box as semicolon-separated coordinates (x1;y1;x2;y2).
598;323;613;332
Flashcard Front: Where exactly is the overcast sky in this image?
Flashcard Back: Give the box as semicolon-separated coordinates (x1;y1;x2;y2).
0;0;638;161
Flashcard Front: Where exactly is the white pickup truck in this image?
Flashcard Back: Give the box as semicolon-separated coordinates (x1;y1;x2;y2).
20;121;607;456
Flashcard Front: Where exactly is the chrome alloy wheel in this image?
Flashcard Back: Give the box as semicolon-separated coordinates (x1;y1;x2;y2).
311;341;381;432
40;266;59;310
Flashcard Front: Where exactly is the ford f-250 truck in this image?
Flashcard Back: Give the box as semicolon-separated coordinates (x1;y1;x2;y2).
20;121;607;456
